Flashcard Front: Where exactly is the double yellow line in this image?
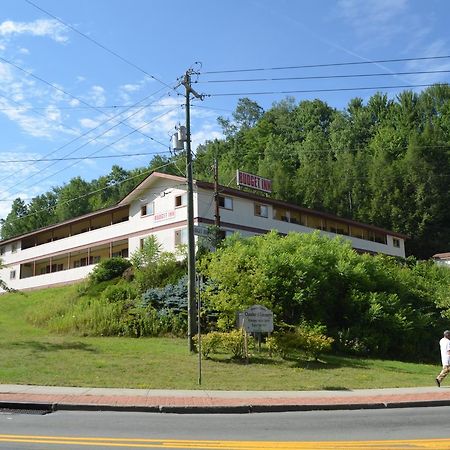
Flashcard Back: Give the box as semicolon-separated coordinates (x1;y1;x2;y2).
0;434;449;449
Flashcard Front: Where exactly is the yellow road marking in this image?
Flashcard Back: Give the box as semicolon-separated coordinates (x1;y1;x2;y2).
0;435;450;449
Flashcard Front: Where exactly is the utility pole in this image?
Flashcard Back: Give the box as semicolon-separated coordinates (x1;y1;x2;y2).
214;157;220;228
181;69;203;353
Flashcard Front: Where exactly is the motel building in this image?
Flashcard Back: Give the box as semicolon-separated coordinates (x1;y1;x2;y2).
0;171;406;292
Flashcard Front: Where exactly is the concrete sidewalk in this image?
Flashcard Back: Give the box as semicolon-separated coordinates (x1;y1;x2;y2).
1;384;450;413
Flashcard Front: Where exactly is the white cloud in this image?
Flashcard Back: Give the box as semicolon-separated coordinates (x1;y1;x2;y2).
0;19;69;43
88;85;106;107
18;47;29;55
405;39;450;84
79;117;100;128
337;0;409;46
122;83;140;93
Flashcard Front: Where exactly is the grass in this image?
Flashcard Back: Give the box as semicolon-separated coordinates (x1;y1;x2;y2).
0;286;442;390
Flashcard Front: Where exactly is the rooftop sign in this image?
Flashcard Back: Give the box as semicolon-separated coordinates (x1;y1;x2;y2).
237;170;272;194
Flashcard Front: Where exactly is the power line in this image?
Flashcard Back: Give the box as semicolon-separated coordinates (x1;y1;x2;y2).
201;55;450;74
0;104;160;111
0;55;175;147
1;106;179;200
0;150;171;164
25;0;178;92
190;104;234;113
205;83;446;97
0;161;178;224
0;87;176;188
197;69;450;84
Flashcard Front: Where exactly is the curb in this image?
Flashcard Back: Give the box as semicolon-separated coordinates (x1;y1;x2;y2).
3;399;450;414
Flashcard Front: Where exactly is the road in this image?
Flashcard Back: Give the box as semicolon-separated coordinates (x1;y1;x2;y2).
1;406;450;449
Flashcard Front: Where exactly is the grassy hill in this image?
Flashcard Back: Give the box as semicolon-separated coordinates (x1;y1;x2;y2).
0;284;441;391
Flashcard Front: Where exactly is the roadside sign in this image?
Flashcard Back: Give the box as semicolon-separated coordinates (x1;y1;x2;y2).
238;305;274;333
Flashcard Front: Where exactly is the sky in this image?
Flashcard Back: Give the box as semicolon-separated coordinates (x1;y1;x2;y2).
0;0;449;221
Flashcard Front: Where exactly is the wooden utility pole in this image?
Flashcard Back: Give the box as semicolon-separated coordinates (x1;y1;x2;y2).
181;69;203;352
214;158;220;228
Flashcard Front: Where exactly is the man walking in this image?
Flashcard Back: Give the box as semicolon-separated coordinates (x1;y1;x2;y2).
436;330;450;387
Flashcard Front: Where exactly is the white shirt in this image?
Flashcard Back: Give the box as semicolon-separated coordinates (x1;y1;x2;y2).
440;337;450;366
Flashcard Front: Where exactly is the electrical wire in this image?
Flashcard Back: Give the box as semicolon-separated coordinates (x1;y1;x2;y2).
0;161;178;225
0;55;174;148
0;87;177;189
205;83;446;97
201;55;450;74
0;106;180;200
0;151;171;164
25;0;178;93
196;69;450;84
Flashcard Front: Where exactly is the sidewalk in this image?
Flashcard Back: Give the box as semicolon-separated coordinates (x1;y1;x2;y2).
1;384;450;413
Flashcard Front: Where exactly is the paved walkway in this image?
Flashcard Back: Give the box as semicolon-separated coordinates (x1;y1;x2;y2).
1;384;450;413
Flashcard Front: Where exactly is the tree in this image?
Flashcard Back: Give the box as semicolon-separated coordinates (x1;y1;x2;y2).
130;235;161;269
55;177;92;221
0;198;29;239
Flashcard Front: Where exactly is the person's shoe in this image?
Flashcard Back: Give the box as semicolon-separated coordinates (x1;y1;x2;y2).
435;378;441;387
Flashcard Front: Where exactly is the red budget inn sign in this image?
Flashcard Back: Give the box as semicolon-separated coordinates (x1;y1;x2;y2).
237;170;272;194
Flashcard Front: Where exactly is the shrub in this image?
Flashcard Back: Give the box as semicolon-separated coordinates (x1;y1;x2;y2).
193;330;250;359
221;329;247;359
194;331;222;358
89;257;132;284
270;324;333;361
134;253;186;292
101;283;137;303
141;275;187;312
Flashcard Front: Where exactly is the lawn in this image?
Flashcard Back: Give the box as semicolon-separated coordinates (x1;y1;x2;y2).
0;286;441;390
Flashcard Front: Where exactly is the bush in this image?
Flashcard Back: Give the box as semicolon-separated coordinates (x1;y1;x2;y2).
194;331;222;358
270;324;333;361
194;330;249;360
220;329;247;359
89;257;132;284
101;283;137;303
134;253;186;292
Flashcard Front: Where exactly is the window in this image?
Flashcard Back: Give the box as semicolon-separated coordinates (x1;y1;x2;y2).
393;238;401;248
175;193;187;207
290;211;305;225
254;203;268;218
273;208;289;222
326;220;349;236
87;256;97;265
0;246;4;255
112;249;128;258
369;231;387;245
350;226;368;240
219;195;233;210
141;202;154;216
175;228;188;245
9;270;16;280
306;215;323;230
11;243;17;253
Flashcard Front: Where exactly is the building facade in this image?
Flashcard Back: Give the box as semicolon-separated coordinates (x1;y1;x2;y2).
0;172;407;292
432;253;450;267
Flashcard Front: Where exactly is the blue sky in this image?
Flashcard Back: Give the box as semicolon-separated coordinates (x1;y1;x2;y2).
0;0;449;220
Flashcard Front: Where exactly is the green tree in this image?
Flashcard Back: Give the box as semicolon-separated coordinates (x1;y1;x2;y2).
55;176;92;221
0;198;29;239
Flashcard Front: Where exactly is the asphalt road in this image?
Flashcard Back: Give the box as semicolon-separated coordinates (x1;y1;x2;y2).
1;406;450;449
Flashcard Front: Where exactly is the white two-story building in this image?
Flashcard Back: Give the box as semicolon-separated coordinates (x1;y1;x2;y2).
0;172;407;291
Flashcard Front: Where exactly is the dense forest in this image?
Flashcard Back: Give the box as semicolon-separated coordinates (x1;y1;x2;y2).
1;84;450;258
